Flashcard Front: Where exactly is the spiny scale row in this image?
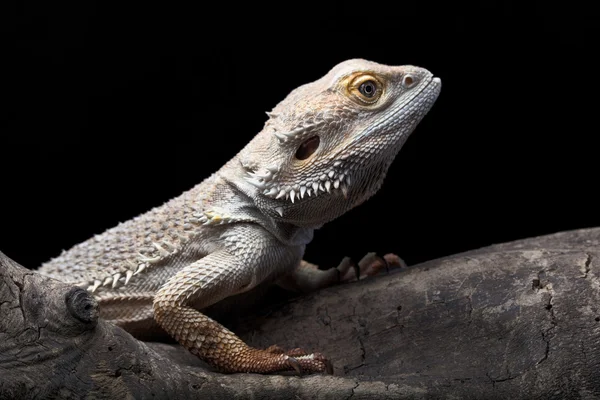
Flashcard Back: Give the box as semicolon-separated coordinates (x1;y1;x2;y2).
245;166;352;204
86;220;206;293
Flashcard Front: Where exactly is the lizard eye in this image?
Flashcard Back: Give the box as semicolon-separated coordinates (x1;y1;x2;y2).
359;81;377;97
295;136;320;160
348;74;384;105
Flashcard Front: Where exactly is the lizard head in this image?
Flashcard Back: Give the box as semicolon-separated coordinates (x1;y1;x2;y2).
238;59;441;227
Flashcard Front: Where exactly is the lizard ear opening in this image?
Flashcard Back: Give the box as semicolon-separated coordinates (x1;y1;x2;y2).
295;136;320;160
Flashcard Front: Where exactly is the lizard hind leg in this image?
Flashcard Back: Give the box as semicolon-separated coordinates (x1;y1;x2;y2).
154;303;329;374
153;249;332;374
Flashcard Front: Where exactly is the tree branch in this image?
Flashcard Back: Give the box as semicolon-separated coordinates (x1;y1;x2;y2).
1;228;600;398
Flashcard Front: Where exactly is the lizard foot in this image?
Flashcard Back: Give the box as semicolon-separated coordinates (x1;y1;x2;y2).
337;252;406;282
242;346;332;375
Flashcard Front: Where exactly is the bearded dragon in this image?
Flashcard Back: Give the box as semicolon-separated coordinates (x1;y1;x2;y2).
38;59;441;374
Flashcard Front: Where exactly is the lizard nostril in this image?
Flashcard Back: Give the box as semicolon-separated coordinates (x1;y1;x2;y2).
403;75;416;88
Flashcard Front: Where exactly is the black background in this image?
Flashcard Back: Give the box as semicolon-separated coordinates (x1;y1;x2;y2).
2;2;599;270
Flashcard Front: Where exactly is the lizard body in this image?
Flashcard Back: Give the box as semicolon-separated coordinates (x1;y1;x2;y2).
38;59;441;374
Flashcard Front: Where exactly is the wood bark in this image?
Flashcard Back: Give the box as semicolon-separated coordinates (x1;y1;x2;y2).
1;228;599;399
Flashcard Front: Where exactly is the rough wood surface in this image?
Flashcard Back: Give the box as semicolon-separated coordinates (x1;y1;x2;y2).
1;228;599;399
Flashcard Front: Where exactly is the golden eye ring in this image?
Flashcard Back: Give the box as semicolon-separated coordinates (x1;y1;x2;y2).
348;74;384;105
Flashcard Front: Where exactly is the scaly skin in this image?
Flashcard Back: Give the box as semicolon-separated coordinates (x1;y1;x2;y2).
38;59;441;374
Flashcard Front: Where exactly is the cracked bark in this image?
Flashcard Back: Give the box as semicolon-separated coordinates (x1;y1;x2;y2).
1;228;600;399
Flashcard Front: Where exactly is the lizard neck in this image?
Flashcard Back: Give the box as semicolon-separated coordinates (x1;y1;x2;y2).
215;159;315;248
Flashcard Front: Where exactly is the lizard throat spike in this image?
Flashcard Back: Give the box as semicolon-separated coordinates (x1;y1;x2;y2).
275;207;284;217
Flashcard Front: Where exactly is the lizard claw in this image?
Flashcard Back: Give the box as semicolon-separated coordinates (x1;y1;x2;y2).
338;252;406;282
286;356;303;375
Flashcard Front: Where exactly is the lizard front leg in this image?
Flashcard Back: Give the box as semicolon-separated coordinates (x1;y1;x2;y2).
153;227;331;374
277;253;406;293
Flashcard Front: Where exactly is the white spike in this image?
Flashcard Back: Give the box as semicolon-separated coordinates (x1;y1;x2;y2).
264;187;279;197
312;182;319;192
334;180;340;189
283;126;307;138
267;166;279;174
148;257;162;265
103;277;113;286
290;190;296;203
134;264;146;275
275;207;284;217
112;273;121;289
266;111;279;118
152;242;170;257
239;159;251;170
307;189;312;196
276;189;286;199
325;181;331;192
125;270;134;285
139;253;160;263
339;174;345;182
90;280;101;293
319;183;326;192
273;132;287;142
244;177;266;189
300;186;306;198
